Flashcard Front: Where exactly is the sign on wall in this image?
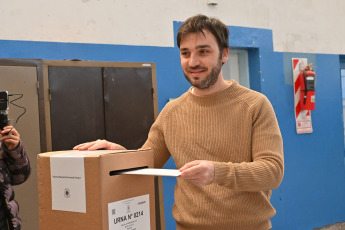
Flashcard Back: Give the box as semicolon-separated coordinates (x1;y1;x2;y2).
292;58;313;134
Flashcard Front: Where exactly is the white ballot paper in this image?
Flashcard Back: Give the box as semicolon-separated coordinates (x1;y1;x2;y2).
121;168;181;177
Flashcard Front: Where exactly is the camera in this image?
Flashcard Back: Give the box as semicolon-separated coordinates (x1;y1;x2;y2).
0;91;8;110
0;91;9;130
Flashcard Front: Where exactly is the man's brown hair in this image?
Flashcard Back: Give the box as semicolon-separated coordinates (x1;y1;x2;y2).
177;14;230;52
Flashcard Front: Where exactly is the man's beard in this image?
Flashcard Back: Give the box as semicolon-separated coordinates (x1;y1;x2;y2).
183;58;222;90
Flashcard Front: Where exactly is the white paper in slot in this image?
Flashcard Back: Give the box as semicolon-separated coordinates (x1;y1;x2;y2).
121;168;181;177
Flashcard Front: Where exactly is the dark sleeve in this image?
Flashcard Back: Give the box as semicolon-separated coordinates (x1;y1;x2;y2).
2;141;31;185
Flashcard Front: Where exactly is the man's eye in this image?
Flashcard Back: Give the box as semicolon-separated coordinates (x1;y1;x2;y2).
200;50;208;54
181;52;189;56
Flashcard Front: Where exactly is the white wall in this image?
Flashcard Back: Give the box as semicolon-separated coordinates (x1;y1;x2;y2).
0;0;343;54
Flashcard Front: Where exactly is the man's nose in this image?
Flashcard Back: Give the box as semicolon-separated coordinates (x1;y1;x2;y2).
188;53;200;67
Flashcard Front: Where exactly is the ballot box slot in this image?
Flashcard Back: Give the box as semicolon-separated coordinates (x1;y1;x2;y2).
109;166;148;176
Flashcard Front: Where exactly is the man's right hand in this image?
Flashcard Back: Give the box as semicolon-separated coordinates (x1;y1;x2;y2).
73;139;126;151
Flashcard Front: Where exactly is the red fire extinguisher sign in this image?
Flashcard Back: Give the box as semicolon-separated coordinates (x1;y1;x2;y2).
292;58;315;134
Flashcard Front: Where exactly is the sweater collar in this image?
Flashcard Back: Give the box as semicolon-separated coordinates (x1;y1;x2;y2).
188;80;237;101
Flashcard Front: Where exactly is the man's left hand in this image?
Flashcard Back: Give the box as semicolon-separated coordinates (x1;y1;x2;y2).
0;126;20;150
179;160;215;186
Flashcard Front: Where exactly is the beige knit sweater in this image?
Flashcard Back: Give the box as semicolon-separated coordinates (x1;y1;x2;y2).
142;80;284;230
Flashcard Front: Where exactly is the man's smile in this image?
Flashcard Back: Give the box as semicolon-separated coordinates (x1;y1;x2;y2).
187;67;207;77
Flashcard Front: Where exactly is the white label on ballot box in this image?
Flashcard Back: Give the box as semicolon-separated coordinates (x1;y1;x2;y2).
108;194;150;230
50;150;114;213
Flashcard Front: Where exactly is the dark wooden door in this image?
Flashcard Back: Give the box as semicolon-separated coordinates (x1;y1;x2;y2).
103;67;154;149
49;66;155;151
49;66;105;150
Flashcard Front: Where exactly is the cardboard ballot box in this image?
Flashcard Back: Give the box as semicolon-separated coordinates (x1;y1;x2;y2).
37;149;156;230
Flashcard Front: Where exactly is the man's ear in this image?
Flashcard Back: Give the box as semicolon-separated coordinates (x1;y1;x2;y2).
221;48;229;64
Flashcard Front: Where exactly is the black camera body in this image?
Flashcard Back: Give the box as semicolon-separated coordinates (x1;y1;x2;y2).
0;91;8;110
0;91;9;130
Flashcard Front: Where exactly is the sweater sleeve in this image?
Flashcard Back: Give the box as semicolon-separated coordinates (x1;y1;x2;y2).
142;108;172;168
212;96;284;191
2;141;31;186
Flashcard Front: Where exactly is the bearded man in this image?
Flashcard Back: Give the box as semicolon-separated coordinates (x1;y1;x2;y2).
74;14;284;230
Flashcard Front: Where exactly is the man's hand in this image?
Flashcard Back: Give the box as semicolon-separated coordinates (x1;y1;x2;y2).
179;160;215;187
0;126;20;150
73;139;126;151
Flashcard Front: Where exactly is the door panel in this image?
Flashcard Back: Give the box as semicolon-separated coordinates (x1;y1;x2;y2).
49;66;105;150
103;67;154;149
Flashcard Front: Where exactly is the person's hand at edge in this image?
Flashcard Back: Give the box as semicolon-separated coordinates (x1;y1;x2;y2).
0;126;20;150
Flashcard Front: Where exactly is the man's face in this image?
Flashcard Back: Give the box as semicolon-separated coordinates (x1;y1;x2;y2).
179;30;228;89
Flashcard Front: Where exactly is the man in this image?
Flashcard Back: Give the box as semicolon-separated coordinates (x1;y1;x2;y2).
74;14;284;230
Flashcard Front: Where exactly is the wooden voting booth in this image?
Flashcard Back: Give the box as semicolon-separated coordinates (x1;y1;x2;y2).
0;59;164;230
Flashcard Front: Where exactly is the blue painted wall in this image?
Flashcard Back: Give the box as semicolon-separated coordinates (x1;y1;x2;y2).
1;21;345;229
